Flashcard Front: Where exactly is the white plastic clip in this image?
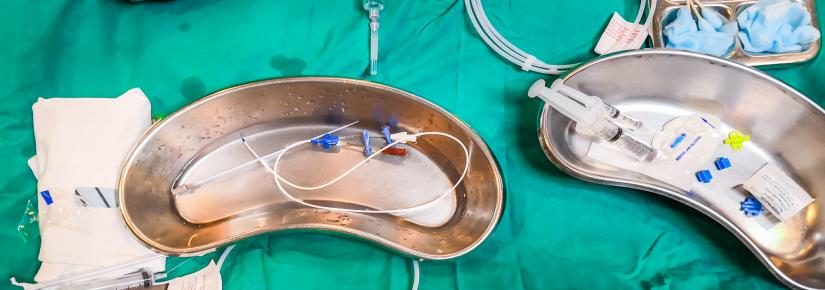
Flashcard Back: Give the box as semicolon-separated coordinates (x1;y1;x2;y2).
521;55;537;71
390;132;417;143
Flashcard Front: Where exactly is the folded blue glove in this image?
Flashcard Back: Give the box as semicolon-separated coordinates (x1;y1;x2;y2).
737;0;821;53
664;7;738;57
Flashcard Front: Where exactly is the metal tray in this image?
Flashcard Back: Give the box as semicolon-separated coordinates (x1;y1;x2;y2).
650;0;820;67
118;77;504;259
539;50;825;289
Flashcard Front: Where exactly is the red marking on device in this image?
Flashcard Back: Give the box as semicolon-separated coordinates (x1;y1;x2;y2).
382;147;408;156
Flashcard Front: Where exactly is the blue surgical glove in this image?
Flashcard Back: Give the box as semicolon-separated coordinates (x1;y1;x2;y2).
664;7;738;57
737;0;821;53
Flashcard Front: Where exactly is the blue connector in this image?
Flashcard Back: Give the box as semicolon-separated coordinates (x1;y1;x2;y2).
363;130;372;156
740;196;763;217
696;170;713;183
310;134;340;150
381;125;393;144
715;157;731;171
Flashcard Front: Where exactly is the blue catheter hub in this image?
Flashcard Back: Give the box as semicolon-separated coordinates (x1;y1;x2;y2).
311;134;340;150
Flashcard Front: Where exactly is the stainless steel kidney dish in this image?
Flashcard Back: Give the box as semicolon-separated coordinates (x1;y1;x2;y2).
539;50;825;289
118;77;504;260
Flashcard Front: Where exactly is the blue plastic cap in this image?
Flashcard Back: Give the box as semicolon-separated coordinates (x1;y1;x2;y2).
381;125;393;144
715;157;732;171
696;170;713;183
740;196;763;217
40;190;54;205
362;130;372;157
311;134;340;150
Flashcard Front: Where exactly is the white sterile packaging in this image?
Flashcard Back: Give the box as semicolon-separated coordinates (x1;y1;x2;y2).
26;88;165;283
743;163;814;222
587;114;722;190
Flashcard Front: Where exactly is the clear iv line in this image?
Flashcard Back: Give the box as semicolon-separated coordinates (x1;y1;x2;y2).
171;121;360;195
465;0;657;74
242;131;471;214
411;259;420;290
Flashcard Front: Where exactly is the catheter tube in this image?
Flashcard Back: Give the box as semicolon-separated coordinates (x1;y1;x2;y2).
243;131;471;214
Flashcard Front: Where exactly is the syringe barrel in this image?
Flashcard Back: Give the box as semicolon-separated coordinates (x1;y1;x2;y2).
59;269;155;290
577;117;621;141
596;103;644;130
577;118;656;162
610;132;657;162
550;79;644;130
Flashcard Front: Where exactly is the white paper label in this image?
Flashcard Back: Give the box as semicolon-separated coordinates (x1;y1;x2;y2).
743;164;813;221
594;13;649;55
166;261;222;290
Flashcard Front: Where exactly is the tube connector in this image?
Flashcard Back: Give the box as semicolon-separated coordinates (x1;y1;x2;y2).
363;130;372;156
310;134;340;150
381;125;393;144
390;132;417;143
369;8;380;22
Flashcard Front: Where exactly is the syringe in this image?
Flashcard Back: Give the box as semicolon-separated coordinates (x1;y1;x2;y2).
10;254;167;290
364;0;384;75
547;79;644;131
60;269;165;290
529;79;657;162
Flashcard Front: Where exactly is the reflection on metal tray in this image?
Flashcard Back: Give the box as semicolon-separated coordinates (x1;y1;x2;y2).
118;77;504;260
539;50;825;289
650;0;820;67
